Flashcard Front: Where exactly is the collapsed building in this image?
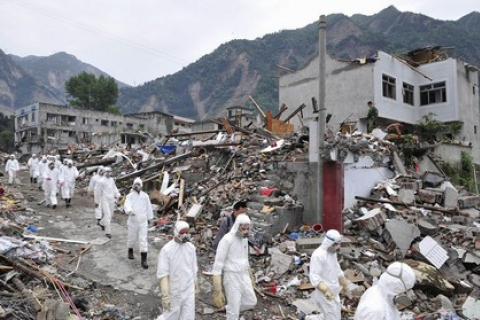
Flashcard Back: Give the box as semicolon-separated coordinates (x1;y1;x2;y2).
2;47;480;319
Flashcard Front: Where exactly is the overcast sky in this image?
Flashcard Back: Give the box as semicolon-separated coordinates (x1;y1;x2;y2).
1;0;480;86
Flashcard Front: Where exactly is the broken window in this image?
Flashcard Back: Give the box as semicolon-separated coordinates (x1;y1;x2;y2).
126;123;133;129
382;74;396;100
403;82;414;106
111;121;117;127
139;124;145;131
83;117;90;125
420;81;446;106
101;120;109;126
31;112;35;122
46;113;57;124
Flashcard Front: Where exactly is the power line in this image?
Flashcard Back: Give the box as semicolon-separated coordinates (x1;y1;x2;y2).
3;0;189;66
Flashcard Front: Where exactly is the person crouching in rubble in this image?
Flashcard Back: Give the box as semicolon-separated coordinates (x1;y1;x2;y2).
309;229;349;320
212;214;257;320
43;161;62;209
97;167;120;239
124;178;154;269
212;200;261;254
354;262;416;320
60;160;78;208
156;220;197;320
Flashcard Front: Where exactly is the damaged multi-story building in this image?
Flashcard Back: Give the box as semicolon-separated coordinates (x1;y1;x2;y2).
14;102;176;154
279;46;480;163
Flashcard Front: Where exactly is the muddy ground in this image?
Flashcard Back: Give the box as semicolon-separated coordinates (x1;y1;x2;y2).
12;170;297;320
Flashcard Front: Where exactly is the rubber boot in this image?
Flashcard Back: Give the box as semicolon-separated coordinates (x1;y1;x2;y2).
30;178;33;183
141;252;148;269
128;248;134;260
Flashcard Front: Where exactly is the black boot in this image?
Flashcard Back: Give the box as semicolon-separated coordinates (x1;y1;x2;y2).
141;252;148;269
30;178;33;183
128;248;134;260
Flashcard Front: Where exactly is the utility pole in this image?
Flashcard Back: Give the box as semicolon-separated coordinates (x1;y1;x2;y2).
317;15;327;223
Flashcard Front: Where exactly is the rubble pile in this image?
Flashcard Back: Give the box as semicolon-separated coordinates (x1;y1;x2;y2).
1;126;480;319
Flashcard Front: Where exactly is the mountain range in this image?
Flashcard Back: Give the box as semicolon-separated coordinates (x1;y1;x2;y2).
1;5;480;120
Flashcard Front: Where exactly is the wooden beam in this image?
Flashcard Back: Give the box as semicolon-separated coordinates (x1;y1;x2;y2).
283;103;306;122
248;95;266;118
273;103;288;119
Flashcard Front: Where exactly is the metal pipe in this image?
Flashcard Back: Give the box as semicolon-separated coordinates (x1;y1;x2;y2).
317;15;327;223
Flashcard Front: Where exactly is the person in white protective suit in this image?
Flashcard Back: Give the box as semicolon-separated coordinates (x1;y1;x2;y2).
27;154;40;184
354;262;416;320
97;167;120;238
37;156;48;190
309;229;349;320
60;160;79;208
54;155;63;171
156;221;197;320
5;154;19;185
124;177;154;269
43;161;62;209
89;166;104;225
212;214;257;320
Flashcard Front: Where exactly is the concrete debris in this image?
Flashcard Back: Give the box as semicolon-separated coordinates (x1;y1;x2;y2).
3;116;480;320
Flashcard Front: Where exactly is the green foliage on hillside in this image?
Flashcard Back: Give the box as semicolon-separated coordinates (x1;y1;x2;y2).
0;113;14;152
65;72;119;112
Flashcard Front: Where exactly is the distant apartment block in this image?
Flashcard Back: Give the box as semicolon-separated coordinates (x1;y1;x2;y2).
15;102;174;154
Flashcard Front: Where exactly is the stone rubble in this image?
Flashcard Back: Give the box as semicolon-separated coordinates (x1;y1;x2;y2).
1;126;480;319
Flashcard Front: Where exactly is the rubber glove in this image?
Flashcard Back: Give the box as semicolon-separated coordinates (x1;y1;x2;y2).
317;281;334;300
212;274;225;308
248;268;256;288
339;276;349;296
160;276;171;311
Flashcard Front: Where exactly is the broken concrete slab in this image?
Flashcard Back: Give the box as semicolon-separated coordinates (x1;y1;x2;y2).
267;247;294;278
417;218;439;236
443;186;459;209
295;237;322;254
355;208;386;231
462;295;480;320
383;219;421;254
458;195;480;209
398;188;415;204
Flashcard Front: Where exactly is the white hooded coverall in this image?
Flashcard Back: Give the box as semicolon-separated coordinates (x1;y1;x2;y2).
212;214;257;320
309;231;344;320
89;167;104;220
124;178;154;252
156;221;197;320
97;175;120;234
5;157;19;184
37;157;48;189
354;262;416;320
43;164;62;206
27;156;39;179
61;161;79;199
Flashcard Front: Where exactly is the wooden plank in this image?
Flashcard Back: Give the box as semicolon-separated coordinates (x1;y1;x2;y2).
248;95;266;118
178;179;185;209
284;103;306;122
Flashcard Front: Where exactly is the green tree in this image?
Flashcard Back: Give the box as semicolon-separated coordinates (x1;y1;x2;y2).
65;72;119;112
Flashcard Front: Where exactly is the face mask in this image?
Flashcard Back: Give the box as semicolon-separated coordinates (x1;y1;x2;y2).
133;185;141;192
176;234;190;243
393;294;412;307
327;243;340;253
49;166;54;170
